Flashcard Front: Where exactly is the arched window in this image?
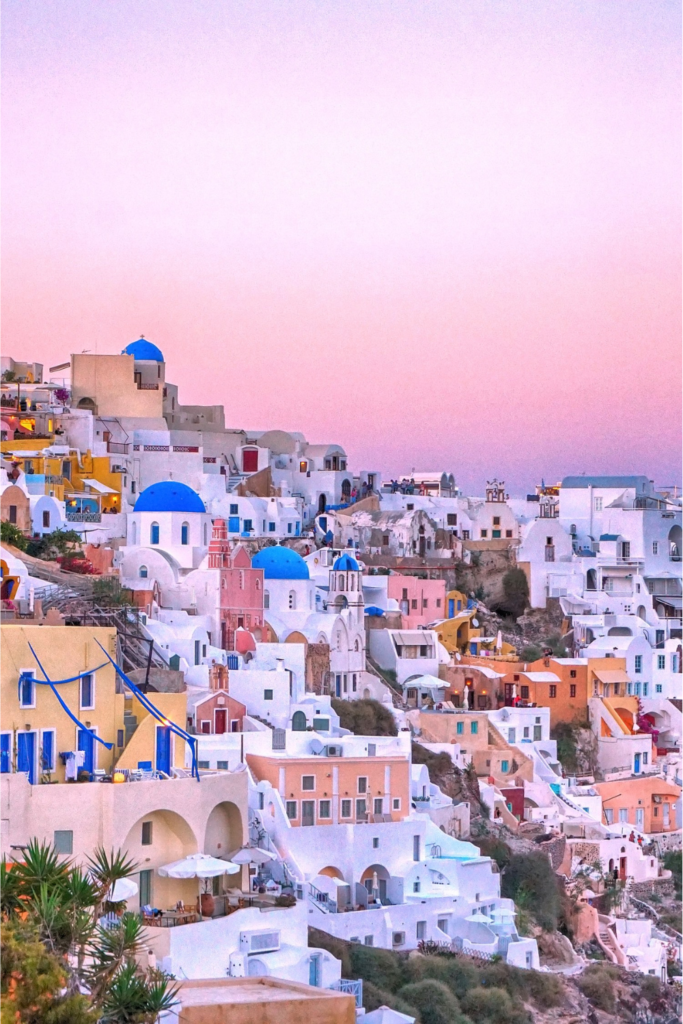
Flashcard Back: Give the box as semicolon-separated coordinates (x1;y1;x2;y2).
150;522;160;545
139;565;148;579
338;574;345;590
292;710;307;731
354;638;360;652
264;591;270;609
130;521;137;545
181;522;190;545
255;578;261;590
288;590;296;610
349;575;355;591
239;570;245;590
202;521;208;545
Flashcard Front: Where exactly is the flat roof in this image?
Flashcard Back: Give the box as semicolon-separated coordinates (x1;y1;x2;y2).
178;978;352;1006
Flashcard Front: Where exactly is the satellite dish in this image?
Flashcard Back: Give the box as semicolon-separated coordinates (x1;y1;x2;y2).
472;618;479;627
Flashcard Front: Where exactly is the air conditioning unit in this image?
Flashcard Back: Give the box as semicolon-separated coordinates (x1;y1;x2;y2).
392;932;405;947
239;930;280;955
325;745;343;757
228;952;246;977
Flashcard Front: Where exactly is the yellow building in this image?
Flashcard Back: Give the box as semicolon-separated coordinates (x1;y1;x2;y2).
0;442;123;518
431;589;481;653
1;625;187;783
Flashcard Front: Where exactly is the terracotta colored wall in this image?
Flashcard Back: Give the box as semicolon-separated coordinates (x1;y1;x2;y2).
1;485;31;532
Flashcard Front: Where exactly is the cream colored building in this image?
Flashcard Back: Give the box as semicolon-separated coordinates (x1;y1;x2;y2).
1;770;248;913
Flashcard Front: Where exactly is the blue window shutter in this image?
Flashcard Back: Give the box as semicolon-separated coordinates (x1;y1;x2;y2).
0;735;10;773
41;732;54;771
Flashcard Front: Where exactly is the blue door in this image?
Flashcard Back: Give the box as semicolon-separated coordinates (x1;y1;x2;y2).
634;753;641;774
335;675;342;697
448;598;454;618
78;728;95;775
228;516;240;533
17;732;36;784
156;726;171;775
0;734;10;773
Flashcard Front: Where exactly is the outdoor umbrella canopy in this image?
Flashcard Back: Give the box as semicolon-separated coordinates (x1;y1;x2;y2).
158;853;240;878
228;846;277;866
465;909;493;924
107;877;138;902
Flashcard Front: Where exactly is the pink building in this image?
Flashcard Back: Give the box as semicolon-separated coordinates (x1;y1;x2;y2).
387;574;446;629
207;520;265;649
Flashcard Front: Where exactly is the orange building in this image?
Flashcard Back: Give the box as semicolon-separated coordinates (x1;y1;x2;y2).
595;776;681;834
246;754;410;827
496;656;629;728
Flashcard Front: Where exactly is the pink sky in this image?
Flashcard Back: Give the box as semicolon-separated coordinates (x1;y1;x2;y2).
3;1;681;493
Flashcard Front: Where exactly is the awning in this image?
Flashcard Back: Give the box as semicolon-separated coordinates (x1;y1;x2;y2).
82;479;118;494
392;631;434;646
521;672;561;683
592;669;631;685
655;596;682;610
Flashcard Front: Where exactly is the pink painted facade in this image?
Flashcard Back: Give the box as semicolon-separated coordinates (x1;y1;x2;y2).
387;574;446;629
208;520;265;650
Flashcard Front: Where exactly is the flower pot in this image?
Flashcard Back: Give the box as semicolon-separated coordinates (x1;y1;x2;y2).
200;892;215;917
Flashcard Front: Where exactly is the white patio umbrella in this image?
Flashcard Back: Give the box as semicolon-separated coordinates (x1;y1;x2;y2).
158;853;240;919
465;909;493;924
158;853;240;878
107;877;138;902
229;846;277;866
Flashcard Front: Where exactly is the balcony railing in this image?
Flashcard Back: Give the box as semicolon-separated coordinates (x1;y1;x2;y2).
107;441;129;454
136;382;159;390
331;979;363;1008
65;511;101;523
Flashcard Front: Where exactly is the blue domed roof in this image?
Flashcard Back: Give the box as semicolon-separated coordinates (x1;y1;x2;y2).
122;338;164;362
333;553;359;571
134;481;205;514
252;545;310;580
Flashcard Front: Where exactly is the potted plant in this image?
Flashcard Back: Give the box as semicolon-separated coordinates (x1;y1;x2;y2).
199;879;215;917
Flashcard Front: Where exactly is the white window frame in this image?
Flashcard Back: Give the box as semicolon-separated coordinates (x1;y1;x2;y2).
301;775;316;792
80;672;95;711
392;798;401;811
340;799;352;818
357;776;368;794
286;801;298;820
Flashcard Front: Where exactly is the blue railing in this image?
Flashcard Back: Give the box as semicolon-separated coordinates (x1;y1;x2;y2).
331;979;363;1008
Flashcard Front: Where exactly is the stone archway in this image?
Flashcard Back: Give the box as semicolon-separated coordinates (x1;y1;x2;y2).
122;809;198;911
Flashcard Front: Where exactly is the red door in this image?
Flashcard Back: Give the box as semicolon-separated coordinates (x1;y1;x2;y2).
215;709;227;734
242;449;258;472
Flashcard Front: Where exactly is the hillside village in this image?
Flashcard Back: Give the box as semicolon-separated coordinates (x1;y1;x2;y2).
1;343;681;1024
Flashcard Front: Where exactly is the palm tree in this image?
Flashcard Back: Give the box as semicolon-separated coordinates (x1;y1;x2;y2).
2;839;178;1023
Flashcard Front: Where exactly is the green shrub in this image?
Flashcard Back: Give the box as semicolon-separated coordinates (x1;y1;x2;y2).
578;970;616;1012
331;698;397;737
496;569;529;619
525;969;563;1007
637;975;662;1001
401;955;479;1000
349;944;403;993
473;837;511;870
663;849;682;898
501;852;561;931
362;982;421;1020
397;980;467;1024
520;645;542;662
0;520;28;550
461;986;528;1024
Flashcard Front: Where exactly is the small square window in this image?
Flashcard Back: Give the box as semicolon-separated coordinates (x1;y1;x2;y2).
549;685;557;698
54;830;73;854
264;689;273;701
372;837;379;849
392;798;401;811
319;800;331;818
521;686;529;699
141;821;153;845
217;760;229;770
480;529;488;538
470;721;478;734
286;801;297;820
570;670;577;678
268;522;276;532
230;504;239;515
302;775;315;791
501;760;509;773
456;721;464;735
505;530;513;538
411;599;418;609
493;517;500;526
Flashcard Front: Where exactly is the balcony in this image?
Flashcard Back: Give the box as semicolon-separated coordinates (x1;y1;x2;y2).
107;441;130;455
65;510;101;523
331;979;363;1008
136;382;159;390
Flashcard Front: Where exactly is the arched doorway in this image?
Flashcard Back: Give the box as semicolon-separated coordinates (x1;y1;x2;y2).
360;864;391;904
669;525;681;561
122;809;198;912
77;397;97;412
318;493;327;514
341;479;351;501
204;801;243;858
586;569;597;591
292;711;307;731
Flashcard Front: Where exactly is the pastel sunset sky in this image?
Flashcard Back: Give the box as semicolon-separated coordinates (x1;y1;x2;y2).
3;1;681;493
